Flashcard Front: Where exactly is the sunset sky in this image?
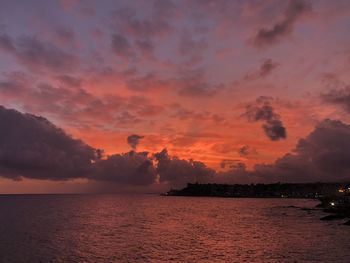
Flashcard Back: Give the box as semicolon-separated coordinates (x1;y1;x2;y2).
1;0;350;193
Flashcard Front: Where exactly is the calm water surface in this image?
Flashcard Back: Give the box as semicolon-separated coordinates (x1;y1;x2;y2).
0;195;349;263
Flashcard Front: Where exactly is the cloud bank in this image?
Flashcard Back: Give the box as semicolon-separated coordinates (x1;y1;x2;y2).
0;106;214;187
0;106;97;180
249;119;350;183
0;106;349;189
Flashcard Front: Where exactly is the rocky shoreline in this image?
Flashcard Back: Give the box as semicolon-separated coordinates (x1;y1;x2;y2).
317;196;350;225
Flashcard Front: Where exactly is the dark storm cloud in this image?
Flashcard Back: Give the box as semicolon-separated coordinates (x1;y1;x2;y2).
92;151;156;185
0;106;97;180
321;85;350;113
253;0;311;47
0;106;213;186
243;97;287;141
1;105;350;186
219;119;350;184
252;119;350;182
127;134;144;150
154;149;215;187
93;147;214;187
0;106;154;185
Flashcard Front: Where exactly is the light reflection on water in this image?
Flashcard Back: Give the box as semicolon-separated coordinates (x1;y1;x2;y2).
0;195;349;262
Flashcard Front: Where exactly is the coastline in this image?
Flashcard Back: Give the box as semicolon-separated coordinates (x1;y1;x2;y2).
164;183;350;225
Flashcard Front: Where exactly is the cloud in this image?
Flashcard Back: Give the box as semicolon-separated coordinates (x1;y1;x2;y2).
176;69;224;98
0;106;97;180
56;75;83;87
135;38;154;58
220;160;245;170
244;59;279;81
0;72;28;97
116;111;141;126
259;59;279;78
219;119;350;184
253;0;311;47
111;34;135;60
178;82;223;97
238;145;257;156
178;30;208;65
125;73;168;92
127;134;144;150
252;119;350;182
1;105;349;187
137;104;164;116
153;0;177;20
125;69;223;97
321;85;350;113
0;72;168;130
169;106;226;125
0;31;15;52
54;26;75;46
0;106;154;185
0;32;78;72
154;149;215;187
112;4;174;39
92;151;156;185
0;106;213;187
0;75;103;123
243;97;287;141
109;1;176;61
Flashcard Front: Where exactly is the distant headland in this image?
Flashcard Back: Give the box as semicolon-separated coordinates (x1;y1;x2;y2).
165;182;350;225
164;182;346;199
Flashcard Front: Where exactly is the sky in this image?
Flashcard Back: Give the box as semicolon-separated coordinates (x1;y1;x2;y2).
0;0;350;193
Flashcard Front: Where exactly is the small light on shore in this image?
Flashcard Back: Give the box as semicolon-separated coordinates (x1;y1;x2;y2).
330;202;335;206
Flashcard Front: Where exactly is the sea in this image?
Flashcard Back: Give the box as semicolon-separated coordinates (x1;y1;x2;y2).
0;194;349;263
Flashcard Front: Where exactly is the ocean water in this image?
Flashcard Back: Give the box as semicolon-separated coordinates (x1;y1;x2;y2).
0;195;349;263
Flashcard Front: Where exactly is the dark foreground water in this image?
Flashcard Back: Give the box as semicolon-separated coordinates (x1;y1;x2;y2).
0;195;349;263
